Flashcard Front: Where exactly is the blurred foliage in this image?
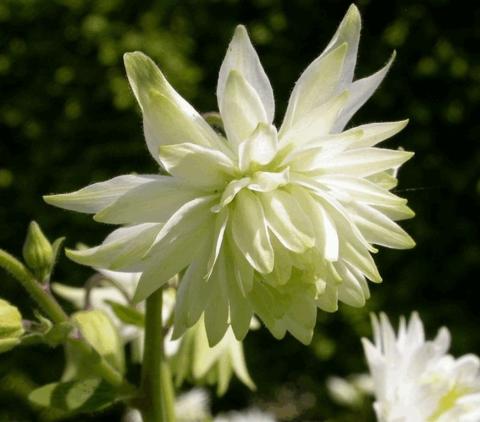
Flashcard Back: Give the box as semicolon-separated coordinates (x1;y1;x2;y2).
1;0;479;420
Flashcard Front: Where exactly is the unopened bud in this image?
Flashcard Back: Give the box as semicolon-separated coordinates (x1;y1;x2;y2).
22;221;54;282
0;299;24;353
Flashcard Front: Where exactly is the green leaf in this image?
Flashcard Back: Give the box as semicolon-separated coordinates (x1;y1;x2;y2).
28;378;129;413
105;300;145;327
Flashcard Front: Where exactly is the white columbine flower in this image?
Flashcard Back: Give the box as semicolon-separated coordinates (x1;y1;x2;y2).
362;312;480;422
45;5;414;346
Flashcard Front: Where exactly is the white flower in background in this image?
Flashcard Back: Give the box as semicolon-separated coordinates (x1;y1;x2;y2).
53;270;141;340
362;312;480;422
172;316;256;395
123;388;210;422
326;373;373;407
45;4;414;346
214;409;277;422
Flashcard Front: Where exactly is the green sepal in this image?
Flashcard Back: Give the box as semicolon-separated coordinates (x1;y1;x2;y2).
28;377;133;414
51;236;66;268
105;300;145;327
72;309;125;374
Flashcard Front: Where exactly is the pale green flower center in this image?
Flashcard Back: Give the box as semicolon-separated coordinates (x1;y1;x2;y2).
428;385;472;421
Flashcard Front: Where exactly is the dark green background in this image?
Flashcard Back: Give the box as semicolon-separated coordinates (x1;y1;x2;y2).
1;0;479;420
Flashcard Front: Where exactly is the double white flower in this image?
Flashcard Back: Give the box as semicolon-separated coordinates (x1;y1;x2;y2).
45;5;414;346
363;313;480;421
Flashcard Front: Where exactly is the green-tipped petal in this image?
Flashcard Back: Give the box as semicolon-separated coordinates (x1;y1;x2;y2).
94;178;200;224
44;175;156;214
124;51;224;160
217;25;274;122
66;223;161;271
281;43;348;133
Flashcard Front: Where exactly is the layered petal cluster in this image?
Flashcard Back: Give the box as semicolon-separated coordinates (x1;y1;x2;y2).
363;313;480;422
45;5;414;345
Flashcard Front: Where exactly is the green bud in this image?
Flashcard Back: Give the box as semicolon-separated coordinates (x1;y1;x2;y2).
22;221;54;282
0;299;24;353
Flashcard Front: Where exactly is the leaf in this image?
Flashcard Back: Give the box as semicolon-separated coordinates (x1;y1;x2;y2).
29;378;130;413
105;300;145;327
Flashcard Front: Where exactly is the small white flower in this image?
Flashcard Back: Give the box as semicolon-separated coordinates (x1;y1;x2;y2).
45;5;414;346
362;312;480;422
214;409;277;422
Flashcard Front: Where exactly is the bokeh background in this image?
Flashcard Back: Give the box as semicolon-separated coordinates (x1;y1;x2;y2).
1;0;479;420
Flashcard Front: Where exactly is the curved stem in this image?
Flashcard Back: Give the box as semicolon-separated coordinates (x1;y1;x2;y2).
140;288;176;421
0;249;68;324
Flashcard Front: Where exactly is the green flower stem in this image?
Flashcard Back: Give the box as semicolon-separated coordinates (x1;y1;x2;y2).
140;288;176;422
0;249;68;324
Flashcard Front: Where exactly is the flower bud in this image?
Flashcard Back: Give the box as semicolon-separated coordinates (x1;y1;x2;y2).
22;221;54;282
0;298;24;353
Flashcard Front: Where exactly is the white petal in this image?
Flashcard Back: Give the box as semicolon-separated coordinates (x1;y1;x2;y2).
316;147;414;177
124;52;225;162
205;208;229;279
371;202;415;221
280;91;349;149
316;281;339;312
349;202;416;249
133;196;216;302
260;189;315;253
222;71;268;148
44;174;158;214
227;233;254;296
247;168;289;193
217;25;274;122
333;53;396;132
93;177;201;224
212;177;251;212
318;175;407;206
158;142;234;188
66;223;162;270
226;263;253;341
231;189;274;274
134;226;208;304
228;338;256;389
204;255;229;346
238;123;277;171
280;43;347;133
345;120;409;149
173;241;213;332
336;263;367;307
247;282;287;340
296;190;339;261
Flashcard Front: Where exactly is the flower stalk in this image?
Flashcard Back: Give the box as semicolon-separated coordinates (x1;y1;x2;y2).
0;249;68;324
140;287;176;421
